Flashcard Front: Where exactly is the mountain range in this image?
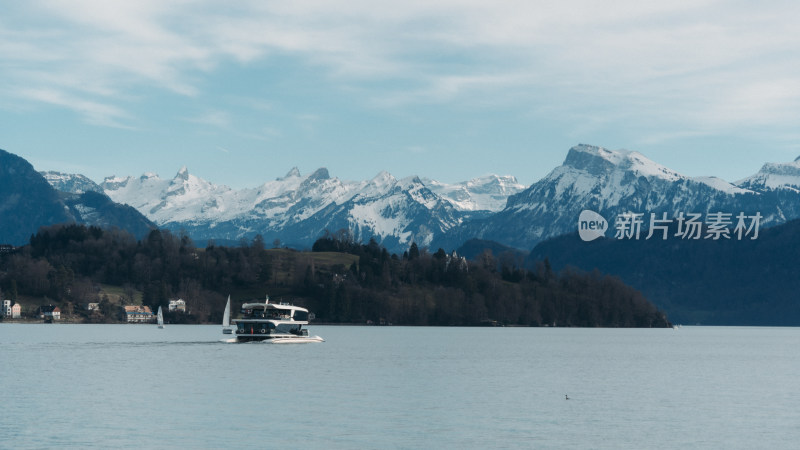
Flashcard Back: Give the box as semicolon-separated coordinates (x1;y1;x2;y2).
434;144;800;250
45;165;526;252
37;144;800;253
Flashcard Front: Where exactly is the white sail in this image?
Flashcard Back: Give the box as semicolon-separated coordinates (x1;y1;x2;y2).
223;296;231;327
222;295;233;334
157;306;164;328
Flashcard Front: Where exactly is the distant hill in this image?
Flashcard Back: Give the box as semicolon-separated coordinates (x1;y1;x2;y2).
63;190;156;239
529;219;800;325
456;238;528;262
0;149;155;244
0;150;74;244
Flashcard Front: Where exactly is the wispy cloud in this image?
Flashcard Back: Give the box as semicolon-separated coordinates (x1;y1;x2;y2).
18;87;132;128
1;0;798;139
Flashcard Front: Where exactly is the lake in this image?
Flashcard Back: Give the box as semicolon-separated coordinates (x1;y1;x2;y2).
1;324;799;449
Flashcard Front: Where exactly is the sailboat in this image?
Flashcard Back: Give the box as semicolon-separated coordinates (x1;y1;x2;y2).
157;306;164;329
222;295;232;334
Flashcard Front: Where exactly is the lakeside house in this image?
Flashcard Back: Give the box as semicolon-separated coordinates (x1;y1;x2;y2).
124;305;154;323
2;300;21;319
40;305;61;321
168;298;186;313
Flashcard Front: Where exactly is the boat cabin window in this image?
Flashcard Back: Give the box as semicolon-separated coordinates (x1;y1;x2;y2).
241;308;258;318
267;309;293;319
293;310;308;321
241;308;271;319
275;323;302;334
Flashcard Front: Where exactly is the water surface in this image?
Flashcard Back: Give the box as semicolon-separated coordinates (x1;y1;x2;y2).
1;324;798;448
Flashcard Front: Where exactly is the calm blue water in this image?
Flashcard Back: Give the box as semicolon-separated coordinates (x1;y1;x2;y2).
1;324;799;449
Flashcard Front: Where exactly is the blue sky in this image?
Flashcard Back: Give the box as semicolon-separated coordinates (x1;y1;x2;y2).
1;0;799;189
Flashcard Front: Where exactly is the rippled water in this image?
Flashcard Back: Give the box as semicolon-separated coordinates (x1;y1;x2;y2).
2;324;799;448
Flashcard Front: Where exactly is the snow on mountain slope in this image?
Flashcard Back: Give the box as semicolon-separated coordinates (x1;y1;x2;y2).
259;172;465;251
41;171;104;194
343;175;462;248
101;173;171;213
102;168;232;224
735;156;800;192
503;144;694;213
423;174;525;212
103;167;357;226
692;176;753;195
566;144;683;181
245;168;358;225
436;144;788;250
506;144;754;211
97;165;476;252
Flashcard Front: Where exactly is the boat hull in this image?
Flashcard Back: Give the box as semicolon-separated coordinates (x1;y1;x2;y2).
265;335;324;343
234;334;324;343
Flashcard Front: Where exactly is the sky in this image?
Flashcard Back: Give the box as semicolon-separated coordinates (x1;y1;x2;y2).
1;0;799;189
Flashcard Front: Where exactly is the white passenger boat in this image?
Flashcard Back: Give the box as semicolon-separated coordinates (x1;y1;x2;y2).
233;296;323;343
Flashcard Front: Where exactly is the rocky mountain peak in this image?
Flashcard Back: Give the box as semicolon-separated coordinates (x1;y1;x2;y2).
736;156;800;191
563;144;682;181
370;171;396;187
562;145;624;176
280;167;302;180
307;167;330;181
175;165;190;181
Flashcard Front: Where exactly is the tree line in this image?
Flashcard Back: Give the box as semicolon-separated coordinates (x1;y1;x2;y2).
0;224;671;327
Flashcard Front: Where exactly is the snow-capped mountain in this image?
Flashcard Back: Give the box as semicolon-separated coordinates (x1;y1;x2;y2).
434;144;800;250
735;156;800;192
266;172;466;251
102;166;236;224
94;166;488;252
422;175;525;212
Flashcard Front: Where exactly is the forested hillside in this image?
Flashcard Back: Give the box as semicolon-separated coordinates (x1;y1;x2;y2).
0;224;670;327
530;219;800;325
